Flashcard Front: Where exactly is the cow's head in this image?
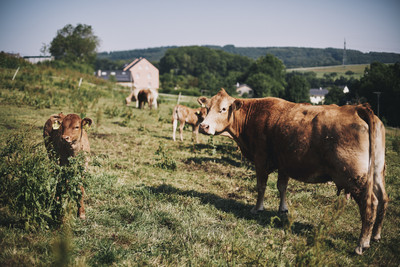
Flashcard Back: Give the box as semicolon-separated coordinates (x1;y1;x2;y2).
197;88;241;135
55;114;92;145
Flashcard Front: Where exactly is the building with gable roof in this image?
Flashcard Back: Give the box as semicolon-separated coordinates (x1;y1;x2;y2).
96;57;159;89
123;58;159;90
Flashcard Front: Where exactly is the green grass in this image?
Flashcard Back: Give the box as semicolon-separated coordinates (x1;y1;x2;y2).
1;66;400;266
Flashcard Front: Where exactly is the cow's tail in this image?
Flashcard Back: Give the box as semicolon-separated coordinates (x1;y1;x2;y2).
357;103;376;185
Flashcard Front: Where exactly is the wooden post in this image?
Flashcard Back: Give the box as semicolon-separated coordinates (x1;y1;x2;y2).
177;92;181;105
12;67;20;80
78;77;83;88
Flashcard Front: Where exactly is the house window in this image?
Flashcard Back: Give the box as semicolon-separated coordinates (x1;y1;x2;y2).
111;72;116;75
147;73;151;79
136;74;140;79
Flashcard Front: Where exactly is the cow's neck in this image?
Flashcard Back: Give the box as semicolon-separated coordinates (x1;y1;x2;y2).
227;100;261;161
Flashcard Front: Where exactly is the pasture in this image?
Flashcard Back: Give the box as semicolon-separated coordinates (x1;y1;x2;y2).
0;66;400;266
287;64;369;79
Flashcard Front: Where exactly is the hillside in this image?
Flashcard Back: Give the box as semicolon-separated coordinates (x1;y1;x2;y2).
98;45;400;68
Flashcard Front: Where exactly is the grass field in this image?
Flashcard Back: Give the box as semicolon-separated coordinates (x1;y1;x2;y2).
1;66;400;266
287;64;369;79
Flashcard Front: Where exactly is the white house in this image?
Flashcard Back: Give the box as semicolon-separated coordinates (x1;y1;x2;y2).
309;87;329;104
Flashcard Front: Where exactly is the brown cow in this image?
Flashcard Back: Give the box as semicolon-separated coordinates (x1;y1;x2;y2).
43;113;93;219
126;88;158;109
172;104;208;143
198;89;387;255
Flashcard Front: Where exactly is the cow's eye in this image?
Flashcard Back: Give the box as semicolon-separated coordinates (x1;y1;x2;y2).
75;126;80;129
220;107;227;113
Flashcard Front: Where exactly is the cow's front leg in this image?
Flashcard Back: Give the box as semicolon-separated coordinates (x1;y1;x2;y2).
192;125;199;144
277;172;289;213
251;162;268;214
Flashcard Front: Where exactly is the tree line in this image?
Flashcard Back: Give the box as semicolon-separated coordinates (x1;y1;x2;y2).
97;45;400;69
39;24;400;126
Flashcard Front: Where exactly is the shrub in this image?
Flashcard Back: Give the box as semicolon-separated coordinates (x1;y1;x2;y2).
0;128;86;230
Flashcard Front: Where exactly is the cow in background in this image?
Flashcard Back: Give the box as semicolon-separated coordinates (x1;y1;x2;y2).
172;104;207;143
198;88;387;255
125;88;158;109
43;113;93;219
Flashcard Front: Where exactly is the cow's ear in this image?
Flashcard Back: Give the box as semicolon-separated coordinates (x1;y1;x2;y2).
197;96;208;107
52;120;61;130
82;118;93;130
232;99;243;111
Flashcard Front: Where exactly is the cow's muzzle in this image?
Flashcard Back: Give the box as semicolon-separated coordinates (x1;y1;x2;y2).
62;135;72;143
199;123;211;135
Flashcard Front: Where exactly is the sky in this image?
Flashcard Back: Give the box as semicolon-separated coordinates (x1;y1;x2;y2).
1;0;399;57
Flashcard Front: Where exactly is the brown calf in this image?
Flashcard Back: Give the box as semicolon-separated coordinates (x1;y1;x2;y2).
172;104;207;143
43;113;93;219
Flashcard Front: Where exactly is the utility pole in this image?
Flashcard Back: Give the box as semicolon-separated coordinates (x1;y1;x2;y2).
373;91;381;118
343;38;347;66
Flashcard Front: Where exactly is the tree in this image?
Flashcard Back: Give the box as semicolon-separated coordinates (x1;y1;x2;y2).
242;54;286;97
324;86;347;105
49;24;99;64
284;74;310;103
351;62;400;126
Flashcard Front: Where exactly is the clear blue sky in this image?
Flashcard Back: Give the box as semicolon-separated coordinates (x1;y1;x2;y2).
1;0;399;56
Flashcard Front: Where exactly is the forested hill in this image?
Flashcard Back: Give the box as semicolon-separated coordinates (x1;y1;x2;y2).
97;45;400;68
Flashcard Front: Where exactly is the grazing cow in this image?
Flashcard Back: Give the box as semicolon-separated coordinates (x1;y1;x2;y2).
126;88;158;109
43;113;93;219
172;104;208;143
198;89;387;255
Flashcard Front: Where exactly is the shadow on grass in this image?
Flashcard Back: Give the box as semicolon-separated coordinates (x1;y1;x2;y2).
146;183;313;236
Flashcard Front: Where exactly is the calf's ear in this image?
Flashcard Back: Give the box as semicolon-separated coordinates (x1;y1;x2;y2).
197;96;208;107
52;120;61;130
82;118;93;130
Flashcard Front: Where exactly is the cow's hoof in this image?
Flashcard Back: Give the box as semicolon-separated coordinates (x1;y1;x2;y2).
372;234;381;242
355;246;363;255
355;243;370;255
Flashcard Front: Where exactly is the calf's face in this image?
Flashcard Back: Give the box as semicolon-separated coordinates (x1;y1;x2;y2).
58;114;92;145
195;107;208;124
197;89;239;135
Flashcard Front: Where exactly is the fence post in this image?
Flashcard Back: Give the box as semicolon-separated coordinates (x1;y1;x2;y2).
12;67;20;80
177;92;181;105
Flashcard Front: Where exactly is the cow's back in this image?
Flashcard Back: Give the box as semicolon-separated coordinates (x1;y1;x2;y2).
271;103;371;183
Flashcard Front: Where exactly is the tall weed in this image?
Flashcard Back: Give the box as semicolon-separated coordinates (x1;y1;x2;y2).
0;128;86;230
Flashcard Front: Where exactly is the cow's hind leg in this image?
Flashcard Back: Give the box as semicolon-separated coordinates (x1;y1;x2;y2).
277;172;289;213
372;166;388;242
353;178;378;255
179;121;185;141
172;119;178;141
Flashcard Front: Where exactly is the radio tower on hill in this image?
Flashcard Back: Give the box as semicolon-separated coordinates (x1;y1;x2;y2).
343;38;347;66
